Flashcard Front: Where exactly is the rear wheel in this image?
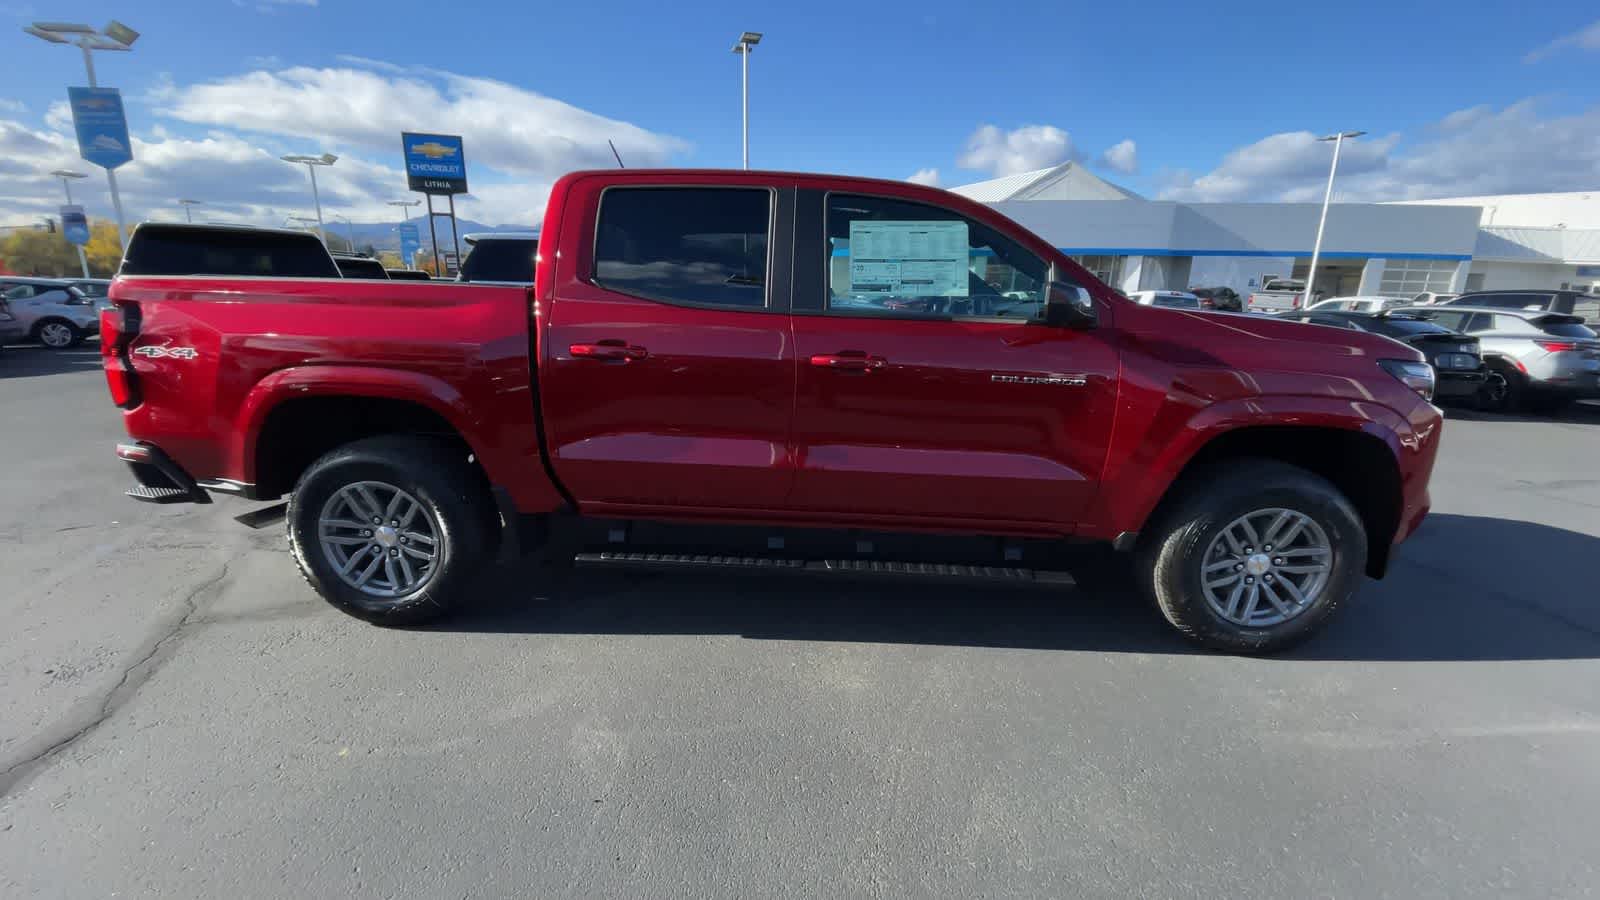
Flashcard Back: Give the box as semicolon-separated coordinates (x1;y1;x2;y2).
34;319;82;349
287;435;496;625
1141;460;1366;654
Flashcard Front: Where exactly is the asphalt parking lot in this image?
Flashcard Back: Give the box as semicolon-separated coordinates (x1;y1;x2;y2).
2;344;1598;898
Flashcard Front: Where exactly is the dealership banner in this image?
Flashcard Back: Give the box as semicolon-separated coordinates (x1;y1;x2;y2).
68;87;133;170
401;132;468;195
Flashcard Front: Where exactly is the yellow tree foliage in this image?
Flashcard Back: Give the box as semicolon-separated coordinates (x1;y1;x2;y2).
0;228;82;276
84;220;131;276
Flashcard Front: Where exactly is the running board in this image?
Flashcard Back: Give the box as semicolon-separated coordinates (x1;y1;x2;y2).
573;552;1075;587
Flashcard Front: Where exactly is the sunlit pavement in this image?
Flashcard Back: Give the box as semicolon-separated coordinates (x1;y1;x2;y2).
2;346;1598;897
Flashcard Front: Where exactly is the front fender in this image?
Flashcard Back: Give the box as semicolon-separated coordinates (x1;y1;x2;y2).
1084;392;1419;541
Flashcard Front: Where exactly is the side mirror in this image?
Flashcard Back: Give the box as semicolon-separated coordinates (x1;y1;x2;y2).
1042;281;1098;330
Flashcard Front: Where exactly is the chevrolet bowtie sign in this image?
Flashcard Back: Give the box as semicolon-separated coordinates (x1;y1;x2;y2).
401;132;468;195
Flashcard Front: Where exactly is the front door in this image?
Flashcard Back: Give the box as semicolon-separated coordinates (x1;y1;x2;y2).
787;190;1120;531
541;182;796;512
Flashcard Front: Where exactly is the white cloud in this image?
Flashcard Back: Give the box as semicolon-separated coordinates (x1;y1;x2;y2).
957;124;1077;176
1524;18;1600;63
1097;139;1138;174
0;98;24;114
0;57;686;230
164;65;688;177
1159;100;1600;203
334;54;405;73
906;167;941;186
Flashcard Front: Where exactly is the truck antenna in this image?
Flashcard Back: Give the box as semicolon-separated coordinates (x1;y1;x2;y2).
608;140;625;168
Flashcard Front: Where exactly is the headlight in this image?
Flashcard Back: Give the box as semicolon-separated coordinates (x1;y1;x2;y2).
1379;359;1435;401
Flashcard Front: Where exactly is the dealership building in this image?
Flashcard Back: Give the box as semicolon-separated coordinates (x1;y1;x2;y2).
951;164;1600;299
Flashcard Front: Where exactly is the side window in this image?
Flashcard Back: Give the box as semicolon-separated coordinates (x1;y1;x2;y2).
594;187;770;309
4;285;36;300
1426;311;1469;331
825;193;1047;320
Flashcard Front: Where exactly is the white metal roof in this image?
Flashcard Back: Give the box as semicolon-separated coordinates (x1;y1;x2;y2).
949;161;1143;203
1475;226;1600;264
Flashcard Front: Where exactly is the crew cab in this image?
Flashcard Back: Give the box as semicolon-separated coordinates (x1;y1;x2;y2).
101;170;1443;653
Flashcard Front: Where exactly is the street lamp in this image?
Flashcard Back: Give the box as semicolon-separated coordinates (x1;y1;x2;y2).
731;31;762;169
1302;130;1366;309
51;168;91;277
331;214;358;250
178;198;202;223
280;152;337;242
25;20;139;253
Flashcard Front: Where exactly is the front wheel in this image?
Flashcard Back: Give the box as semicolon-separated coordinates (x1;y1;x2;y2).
287;435;496;625
1142;460;1367;654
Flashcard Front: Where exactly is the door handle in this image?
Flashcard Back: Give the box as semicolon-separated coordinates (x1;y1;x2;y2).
570;340;647;361
809;352;886;371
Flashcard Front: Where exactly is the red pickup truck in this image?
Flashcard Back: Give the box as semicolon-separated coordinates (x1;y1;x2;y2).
101;170;1442;653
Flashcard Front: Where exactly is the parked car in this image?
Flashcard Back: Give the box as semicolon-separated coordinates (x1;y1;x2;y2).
1396;306;1600;412
0;277;101;348
100;169;1443;654
1278;310;1486;402
1128;290;1203;309
1411;291;1456;305
1443;289;1600;321
1188;286;1243;312
332;254;390;279
0;294;25;346
385;269;432;280
1246;278;1322;314
1305;296;1411;314
457;231;539;284
68;278;113;301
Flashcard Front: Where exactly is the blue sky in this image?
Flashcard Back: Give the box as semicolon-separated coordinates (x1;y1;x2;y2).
3;0;1598;226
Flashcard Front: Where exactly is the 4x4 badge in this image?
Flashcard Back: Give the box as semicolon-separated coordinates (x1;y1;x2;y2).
133;346;198;360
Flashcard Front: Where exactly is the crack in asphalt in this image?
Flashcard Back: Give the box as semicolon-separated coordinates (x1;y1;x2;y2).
0;562;233;798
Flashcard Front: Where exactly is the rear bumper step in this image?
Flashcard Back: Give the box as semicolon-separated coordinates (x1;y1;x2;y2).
117;441;211;504
573;551;1075;587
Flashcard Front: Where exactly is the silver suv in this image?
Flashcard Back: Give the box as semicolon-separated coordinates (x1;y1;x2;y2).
1397;306;1600;412
0;277;101;349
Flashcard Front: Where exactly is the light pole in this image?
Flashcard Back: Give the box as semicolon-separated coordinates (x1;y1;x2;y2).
178;198;202;223
332;214;358;251
25;20;139;254
731;31;762;169
280;153;337;243
1302;130;1365;309
51;168;91;277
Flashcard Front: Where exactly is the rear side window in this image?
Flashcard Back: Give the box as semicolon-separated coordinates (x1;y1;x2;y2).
460;238;537;284
1538;321;1598;339
1423;310;1471;331
594;188;770;309
121;227;338;278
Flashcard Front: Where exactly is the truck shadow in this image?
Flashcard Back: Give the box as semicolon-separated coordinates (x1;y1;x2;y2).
1444;400;1600;426
441;513;1600;662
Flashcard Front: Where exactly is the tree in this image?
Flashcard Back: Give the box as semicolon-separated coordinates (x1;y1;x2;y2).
0;228;81;276
376;251;403;270
85;220;131;276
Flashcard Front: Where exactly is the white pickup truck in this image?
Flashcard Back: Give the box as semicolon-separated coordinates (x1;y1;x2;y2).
1247;278;1320;314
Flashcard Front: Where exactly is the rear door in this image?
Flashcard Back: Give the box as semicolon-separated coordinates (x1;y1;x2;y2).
785;188;1119;531
540;179;798;512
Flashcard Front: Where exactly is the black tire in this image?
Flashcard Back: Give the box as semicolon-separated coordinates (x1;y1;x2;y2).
1476;363;1522;413
32;318;83;349
1140;460;1367;654
287;435;497;625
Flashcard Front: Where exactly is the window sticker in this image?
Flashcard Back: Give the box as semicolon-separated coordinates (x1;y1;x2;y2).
847;220;969;297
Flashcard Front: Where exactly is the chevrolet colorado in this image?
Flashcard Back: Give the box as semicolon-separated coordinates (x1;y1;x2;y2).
101;170;1442;653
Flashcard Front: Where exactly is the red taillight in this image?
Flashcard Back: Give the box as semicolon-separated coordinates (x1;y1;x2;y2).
1292;293;1303;309
101;302;140;409
1534;339;1581;353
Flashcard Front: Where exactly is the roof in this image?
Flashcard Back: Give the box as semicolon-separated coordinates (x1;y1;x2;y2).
949;161;1143;203
1387;190;1600;228
1474;226;1600;264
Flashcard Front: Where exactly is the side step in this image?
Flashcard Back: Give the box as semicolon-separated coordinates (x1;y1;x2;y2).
126;484;201;504
573;552;1074;587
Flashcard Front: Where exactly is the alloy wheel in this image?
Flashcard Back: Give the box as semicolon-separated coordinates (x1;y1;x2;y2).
317;481;441;599
1200;507;1332;627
